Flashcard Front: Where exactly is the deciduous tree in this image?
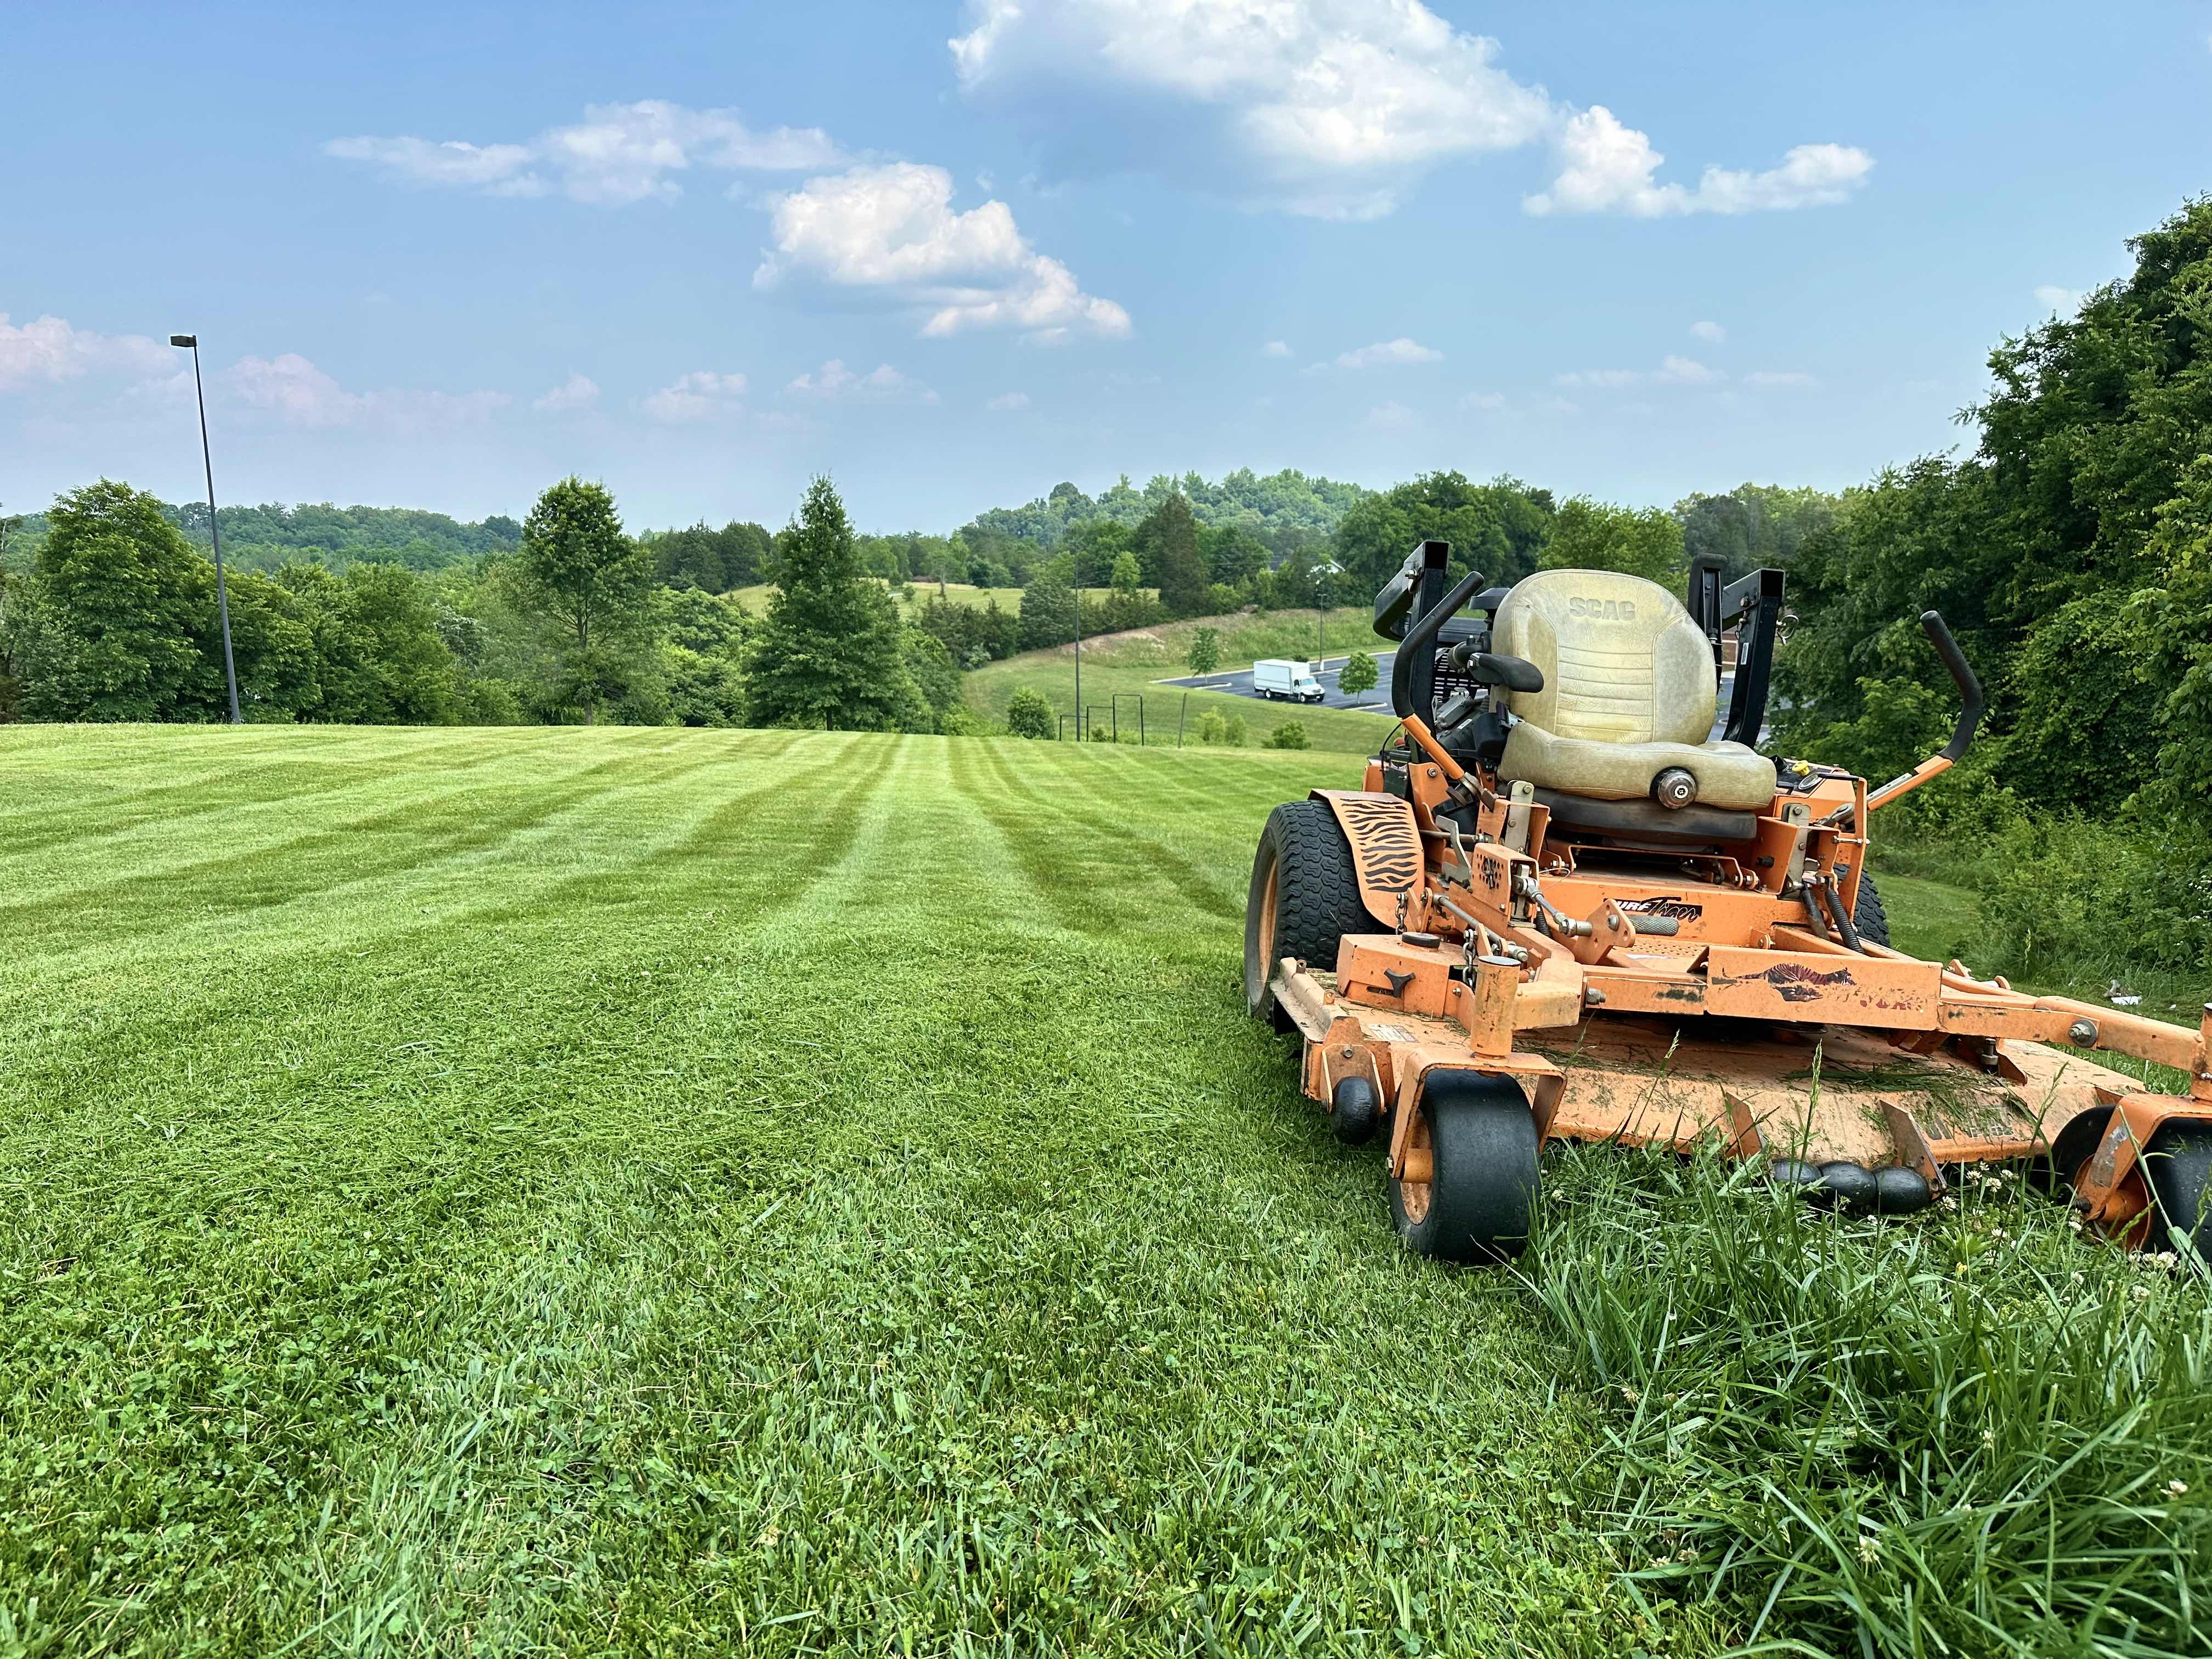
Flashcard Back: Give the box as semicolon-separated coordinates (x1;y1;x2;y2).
519;477;654;724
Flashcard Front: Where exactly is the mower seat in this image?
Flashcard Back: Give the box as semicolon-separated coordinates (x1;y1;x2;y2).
1492;569;1777;812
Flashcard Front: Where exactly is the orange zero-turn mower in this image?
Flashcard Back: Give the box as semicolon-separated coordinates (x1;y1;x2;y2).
1243;541;2212;1263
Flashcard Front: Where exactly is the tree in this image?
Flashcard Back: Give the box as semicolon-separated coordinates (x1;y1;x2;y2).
1674;484;1842;583
1109;550;1143;595
1005;686;1054;738
1770;196;2212;826
1331;472;1555;592
19;479;216;721
1142;493;1211;618
901;627;961;730
1019;557;1078;651
518;477;654;723
1187;627;1221;675
1339;649;1378;701
1540;498;1685;586
1064;518;1135;588
746;476;917;730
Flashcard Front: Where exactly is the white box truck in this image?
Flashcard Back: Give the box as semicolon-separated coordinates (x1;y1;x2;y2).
1253;659;1325;703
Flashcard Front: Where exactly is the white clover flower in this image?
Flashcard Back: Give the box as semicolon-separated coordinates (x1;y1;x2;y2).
2169;1480;2190;1498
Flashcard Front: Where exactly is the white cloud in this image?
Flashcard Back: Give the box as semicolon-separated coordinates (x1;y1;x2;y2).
2034;284;2084;313
951;0;1551;218
326;101;844;206
1690;319;1726;343
0;312;170;391
1526;106;1871;217
1262;340;1293;357
986;391;1031;410
785;359;938;402
1743;370;1818;388
227;353;510;429
1460;390;1505;411
532;373;600;413
951;2;1871;223
754;162;1129;341
1322;336;1444;370
643;370;748;422
1365;400;1415;428
1556;355;1722;390
1553;368;1643;389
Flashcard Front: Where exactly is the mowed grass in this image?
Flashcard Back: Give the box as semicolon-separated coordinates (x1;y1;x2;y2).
2;726;1705;1657
964;608;1391;754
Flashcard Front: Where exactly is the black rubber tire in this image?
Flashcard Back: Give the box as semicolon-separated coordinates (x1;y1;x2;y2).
2143;1120;2212;1260
1853;872;1891;948
1389;1071;1540;1264
1244;800;1369;1024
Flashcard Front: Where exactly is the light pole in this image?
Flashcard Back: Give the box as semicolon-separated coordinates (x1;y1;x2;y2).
170;334;241;724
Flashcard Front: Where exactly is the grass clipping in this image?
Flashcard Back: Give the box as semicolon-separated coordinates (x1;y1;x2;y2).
1528;1146;2212;1656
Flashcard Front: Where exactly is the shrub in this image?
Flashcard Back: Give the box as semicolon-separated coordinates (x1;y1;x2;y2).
1004;686;1054;739
1194;709;1228;744
938;703;988;737
1262;721;1310;749
1979;810;2212;980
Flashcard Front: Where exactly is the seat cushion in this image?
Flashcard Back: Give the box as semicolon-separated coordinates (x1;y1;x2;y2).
1501;722;1779;811
1493;569;1717;747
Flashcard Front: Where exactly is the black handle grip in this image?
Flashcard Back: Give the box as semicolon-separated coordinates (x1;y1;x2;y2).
1390;567;1486;719
1920;610;1983;763
1447;642;1545;693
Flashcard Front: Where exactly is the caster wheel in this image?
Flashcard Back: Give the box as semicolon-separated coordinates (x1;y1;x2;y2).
1389;1070;1539;1263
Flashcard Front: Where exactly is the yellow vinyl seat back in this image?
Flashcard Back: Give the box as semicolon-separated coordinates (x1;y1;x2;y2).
1492;569;1778;811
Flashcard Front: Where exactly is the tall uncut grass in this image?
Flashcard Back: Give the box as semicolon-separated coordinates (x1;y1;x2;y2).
1531;1146;2212;1656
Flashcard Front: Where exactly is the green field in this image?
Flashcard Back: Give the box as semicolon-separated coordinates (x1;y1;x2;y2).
729;580;1029;618
8;727;2205;1657
1;726;1684;1656
963;607;1391;753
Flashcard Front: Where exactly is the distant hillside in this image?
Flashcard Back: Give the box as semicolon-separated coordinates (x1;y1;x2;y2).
0;500;522;575
961;468;1368;550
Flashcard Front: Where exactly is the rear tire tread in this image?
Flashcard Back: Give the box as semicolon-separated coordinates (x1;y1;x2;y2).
1244;800;1369;1022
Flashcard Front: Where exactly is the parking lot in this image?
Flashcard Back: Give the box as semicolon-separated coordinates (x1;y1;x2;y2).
1157;650;1398;712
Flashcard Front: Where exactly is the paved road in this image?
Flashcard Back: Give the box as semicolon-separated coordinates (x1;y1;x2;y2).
1156;650;1398;713
1160;652;1743;740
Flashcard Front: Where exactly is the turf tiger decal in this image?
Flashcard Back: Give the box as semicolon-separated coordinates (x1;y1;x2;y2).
1312;789;1423;930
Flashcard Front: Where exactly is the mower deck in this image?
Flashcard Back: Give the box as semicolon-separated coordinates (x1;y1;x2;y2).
1279;958;2149;1182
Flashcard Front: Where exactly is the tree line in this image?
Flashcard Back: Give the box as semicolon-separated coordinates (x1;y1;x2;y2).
0;475;964;732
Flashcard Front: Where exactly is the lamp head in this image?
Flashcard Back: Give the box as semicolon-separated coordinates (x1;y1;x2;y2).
170;334;196;348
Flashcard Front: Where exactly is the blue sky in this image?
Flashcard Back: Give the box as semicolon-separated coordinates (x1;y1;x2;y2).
5;1;2209;532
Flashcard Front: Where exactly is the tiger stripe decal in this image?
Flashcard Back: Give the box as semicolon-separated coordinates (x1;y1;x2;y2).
1312;789;1423;930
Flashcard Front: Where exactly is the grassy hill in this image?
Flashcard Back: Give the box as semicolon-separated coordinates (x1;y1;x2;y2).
5;726;2202;1655
963;606;1392;752
727;578;1030;618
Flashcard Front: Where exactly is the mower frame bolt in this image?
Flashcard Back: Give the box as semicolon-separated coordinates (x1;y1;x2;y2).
2068;1018;2098;1047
